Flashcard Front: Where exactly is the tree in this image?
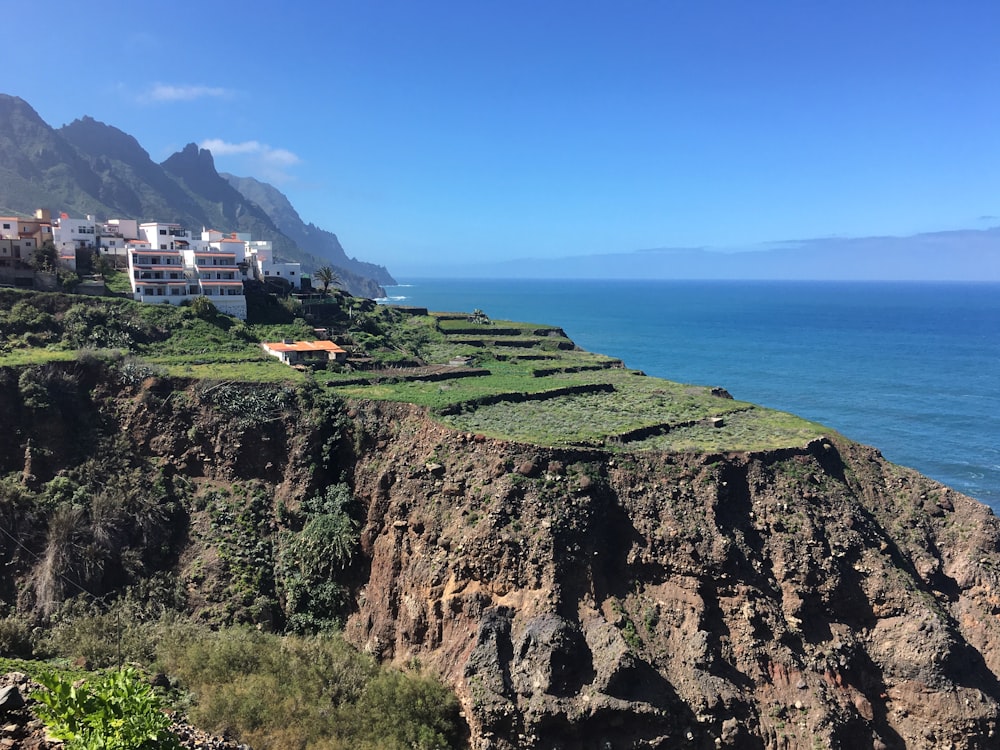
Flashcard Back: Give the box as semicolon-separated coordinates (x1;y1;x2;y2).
30;241;59;272
314;266;339;294
94;254;113;279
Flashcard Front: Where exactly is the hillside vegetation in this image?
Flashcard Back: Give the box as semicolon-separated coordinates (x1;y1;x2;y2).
0;288;830;748
0;288;828;454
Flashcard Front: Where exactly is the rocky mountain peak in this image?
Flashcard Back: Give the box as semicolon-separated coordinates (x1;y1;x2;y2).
59;116;152;166
0;92;391;296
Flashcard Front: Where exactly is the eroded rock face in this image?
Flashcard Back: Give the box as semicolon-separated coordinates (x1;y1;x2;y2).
344;401;1000;750
4;369;1000;749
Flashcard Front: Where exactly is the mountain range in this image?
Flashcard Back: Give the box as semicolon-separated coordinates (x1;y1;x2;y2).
0;94;394;297
409;229;1000;281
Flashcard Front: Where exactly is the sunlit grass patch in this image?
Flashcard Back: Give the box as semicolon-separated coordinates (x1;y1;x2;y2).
155;359;300;382
0;348;80;366
438;377;754;447
635;407;829;453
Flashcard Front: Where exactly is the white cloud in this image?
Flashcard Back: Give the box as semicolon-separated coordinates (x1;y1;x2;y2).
200;138;265;156
199;138;303;184
200;139;302;166
264;148;301;167
142;84;234;103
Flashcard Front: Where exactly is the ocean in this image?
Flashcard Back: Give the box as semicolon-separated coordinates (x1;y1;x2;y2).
380;279;1000;510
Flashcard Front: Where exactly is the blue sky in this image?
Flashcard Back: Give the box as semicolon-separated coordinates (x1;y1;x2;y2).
5;1;999;276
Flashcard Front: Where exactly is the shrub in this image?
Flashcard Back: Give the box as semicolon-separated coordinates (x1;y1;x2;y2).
154;625;465;749
187;295;215;319
62;303;152;350
32;667;181;750
352;669;465;750
2;300;57;336
35;592;181;668
0;615;34;658
277;484;359;632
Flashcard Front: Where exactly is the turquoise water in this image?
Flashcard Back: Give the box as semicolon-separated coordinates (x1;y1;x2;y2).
381;279;1000;509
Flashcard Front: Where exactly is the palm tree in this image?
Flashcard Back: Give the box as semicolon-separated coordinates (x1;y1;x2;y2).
314;266;339;294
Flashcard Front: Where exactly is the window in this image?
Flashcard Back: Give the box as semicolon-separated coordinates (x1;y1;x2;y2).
159;229;167;235
2;223;9;230
160;244;167;250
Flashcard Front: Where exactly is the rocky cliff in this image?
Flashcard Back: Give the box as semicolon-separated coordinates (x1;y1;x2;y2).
3;363;1000;749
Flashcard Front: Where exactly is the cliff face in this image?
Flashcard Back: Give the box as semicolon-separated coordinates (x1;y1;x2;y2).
345;401;1000;749
3;367;1000;749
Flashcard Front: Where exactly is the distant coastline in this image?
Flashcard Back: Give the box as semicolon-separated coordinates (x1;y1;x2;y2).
389;228;1000;280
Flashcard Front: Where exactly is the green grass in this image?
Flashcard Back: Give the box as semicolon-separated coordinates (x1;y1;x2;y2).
154;359;301;381
2;620;467;750
102;270;134;295
435;316;562;333
0;347;80;365
437;375;756;448
0;290;832;454
329;342;827;452
633;407;829;453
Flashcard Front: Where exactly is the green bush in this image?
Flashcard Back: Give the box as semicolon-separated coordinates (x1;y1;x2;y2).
154;624;465;749
32;667;181;750
0;615;34;658
277;484;359;633
353;669;465;750
35;592;181;668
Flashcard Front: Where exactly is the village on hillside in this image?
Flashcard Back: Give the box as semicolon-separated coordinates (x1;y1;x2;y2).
0;208;307;321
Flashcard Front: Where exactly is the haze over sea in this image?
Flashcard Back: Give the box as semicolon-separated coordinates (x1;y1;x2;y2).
382;279;1000;510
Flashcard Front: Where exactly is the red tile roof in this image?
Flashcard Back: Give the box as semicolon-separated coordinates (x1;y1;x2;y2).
263;340;346;354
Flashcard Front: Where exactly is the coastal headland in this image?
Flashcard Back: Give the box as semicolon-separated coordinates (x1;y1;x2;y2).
2;288;999;749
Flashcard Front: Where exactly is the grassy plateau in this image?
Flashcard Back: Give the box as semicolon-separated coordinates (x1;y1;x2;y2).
0;287;829;453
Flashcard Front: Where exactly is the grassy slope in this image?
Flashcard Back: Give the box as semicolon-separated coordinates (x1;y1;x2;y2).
0;289;829;452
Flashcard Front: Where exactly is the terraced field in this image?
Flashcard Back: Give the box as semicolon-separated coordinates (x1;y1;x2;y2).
325;309;829;452
0;289;828;452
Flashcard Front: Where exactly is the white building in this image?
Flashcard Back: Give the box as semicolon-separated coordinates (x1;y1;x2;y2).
0;217;23;239
140;221;194;251
245;240;302;288
182;243;247;320
53;214;97;250
262;340;347;365
127;222;247;319
126;238;189;304
98;219;140;266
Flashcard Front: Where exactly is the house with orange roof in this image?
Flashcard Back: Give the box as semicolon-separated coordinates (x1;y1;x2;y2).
261;339;347;366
